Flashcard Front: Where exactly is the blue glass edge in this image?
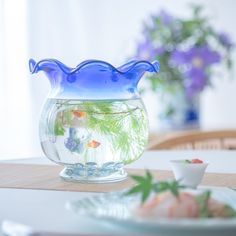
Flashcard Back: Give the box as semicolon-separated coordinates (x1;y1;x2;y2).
29;58;160;75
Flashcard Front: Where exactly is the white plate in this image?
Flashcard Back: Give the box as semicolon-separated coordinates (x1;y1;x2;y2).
67;187;236;236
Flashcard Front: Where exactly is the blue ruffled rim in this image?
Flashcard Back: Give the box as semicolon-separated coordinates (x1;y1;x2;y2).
29;59;160;75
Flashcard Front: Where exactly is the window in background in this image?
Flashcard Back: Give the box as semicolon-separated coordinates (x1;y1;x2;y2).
0;0;34;159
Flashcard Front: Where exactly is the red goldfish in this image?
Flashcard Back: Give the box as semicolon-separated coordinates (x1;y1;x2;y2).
72;110;86;118
87;140;101;148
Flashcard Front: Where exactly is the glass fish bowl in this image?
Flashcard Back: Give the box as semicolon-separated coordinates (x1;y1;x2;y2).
29;59;159;183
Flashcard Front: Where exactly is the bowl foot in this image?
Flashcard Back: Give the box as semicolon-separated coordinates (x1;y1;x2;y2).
60;164;127;183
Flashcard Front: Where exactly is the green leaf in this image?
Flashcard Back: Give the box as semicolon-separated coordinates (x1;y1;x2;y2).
195;191;211;217
127;171;186;203
130;175;146;182
127;171;154;203
54;119;65;136
227;58;232;70
146;170;153;181
125;184;144;195
63;109;73;126
191;4;203;17
223;204;236;217
142;187;151;203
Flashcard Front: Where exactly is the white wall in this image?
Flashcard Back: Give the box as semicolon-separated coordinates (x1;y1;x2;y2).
1;0;236;158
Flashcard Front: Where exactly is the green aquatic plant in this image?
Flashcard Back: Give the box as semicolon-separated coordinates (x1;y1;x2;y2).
53;100;148;163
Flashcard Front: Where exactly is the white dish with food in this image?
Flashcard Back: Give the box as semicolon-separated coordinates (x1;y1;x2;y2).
67;177;236;236
171;159;208;188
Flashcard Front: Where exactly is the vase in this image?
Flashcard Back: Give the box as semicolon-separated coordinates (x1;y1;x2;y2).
157;88;200;130
29;59;159;183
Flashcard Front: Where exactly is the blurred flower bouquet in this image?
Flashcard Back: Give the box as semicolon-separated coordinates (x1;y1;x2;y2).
134;5;234;129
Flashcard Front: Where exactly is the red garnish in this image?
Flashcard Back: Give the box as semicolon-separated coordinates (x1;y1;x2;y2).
191;159;203;164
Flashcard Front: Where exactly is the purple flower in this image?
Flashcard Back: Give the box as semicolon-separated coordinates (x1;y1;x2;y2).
135;39;164;60
155;46;165;55
170;45;221;97
143;10;174;39
184;68;207;97
158;10;173;25
136;39;155;60
218;32;234;49
171;45;221;68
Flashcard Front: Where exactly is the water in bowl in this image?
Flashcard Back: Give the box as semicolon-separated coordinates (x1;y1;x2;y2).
40;98;148;182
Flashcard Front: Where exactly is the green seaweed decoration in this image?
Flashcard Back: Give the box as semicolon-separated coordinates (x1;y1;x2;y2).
53;100;148;163
54;118;65;136
126;170;185;203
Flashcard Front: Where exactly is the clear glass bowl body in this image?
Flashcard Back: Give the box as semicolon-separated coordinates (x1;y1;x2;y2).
29;59;159;183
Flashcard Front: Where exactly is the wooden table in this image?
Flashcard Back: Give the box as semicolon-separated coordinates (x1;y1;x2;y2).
1;150;236;235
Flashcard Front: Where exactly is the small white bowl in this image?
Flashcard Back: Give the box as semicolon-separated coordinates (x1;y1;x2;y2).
170;160;208;188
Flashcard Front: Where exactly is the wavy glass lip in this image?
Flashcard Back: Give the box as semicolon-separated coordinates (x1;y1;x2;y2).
29;59;160;75
29;58;160;100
